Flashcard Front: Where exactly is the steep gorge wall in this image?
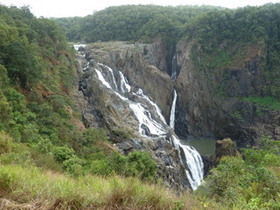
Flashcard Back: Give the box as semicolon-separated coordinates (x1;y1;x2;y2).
173;40;280;147
78;39;280;148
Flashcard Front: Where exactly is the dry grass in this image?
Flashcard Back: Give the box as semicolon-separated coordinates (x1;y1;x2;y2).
0;164;200;210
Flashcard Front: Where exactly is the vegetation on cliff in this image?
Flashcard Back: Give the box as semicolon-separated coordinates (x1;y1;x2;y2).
1;3;280;209
189;4;280;100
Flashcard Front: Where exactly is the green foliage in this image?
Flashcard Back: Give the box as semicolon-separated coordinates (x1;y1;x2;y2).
53;146;76;163
0;131;13;154
87;151;157;182
56;5;220;43
0;65;9;87
0;167;15;193
242;96;280;111
51;16;83;41
0;91;12;127
243;136;280;167
2;38;42;87
62;157;85;176
125;151;157;181
197;136;280;209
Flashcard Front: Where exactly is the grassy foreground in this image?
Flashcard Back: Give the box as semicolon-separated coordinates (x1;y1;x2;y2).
0;164;213;210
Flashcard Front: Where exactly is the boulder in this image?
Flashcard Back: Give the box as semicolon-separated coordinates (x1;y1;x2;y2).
215;138;240;160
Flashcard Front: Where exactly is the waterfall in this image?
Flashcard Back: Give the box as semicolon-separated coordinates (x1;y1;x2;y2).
136;89;167;124
119;71;131;93
129;103;167;136
171;136;204;190
169;90;203;190
171;54;177;80
169;90;177;129
73;44;86;51
95;69;112;89
76;46;204;190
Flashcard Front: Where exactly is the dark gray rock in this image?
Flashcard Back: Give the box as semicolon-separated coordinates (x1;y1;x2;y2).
174;40;280;147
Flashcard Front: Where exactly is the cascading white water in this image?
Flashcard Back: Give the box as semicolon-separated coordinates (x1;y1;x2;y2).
76;47;204;190
171;54;177;80
169;90;177;129
129;103;167;136
95;68;112;89
74;44;86;51
119;71;131;93
171;135;204;190
135;89;167;124
169;89;203;190
94;63;166;136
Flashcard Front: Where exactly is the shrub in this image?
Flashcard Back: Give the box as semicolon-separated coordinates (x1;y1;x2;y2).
89;159;113;176
0;91;11;125
125;151;157;181
110;128;131;143
0;131;13;154
53;146;76;163
197;153;280;209
63;157;85;176
32;137;54;154
0;167;15;194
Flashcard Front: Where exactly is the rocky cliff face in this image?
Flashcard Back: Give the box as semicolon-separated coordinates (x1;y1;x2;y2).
175;41;216;138
173;40;280;147
74;42;198;191
84;42;174;121
73;38;279;190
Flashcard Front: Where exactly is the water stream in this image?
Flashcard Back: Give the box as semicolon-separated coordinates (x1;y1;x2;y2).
169;90;177;129
75;45;204;190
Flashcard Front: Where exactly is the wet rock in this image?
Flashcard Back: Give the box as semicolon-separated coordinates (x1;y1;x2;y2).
202;155;215;175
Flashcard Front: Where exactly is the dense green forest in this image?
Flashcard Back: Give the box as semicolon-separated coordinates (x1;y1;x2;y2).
0;4;279;209
55;4;280;87
55;5;222;43
55;5;223;67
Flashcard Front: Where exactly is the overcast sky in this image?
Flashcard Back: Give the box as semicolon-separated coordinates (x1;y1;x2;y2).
1;0;279;17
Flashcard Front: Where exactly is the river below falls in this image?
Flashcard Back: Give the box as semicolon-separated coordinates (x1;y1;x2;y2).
182;138;216;157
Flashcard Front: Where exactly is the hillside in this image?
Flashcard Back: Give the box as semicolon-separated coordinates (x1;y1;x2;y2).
0;5;185;209
0;4;279;210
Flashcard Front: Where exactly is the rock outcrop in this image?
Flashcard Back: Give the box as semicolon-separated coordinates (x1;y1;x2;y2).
215;138;240;160
75;43;194;191
173;40;280;147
